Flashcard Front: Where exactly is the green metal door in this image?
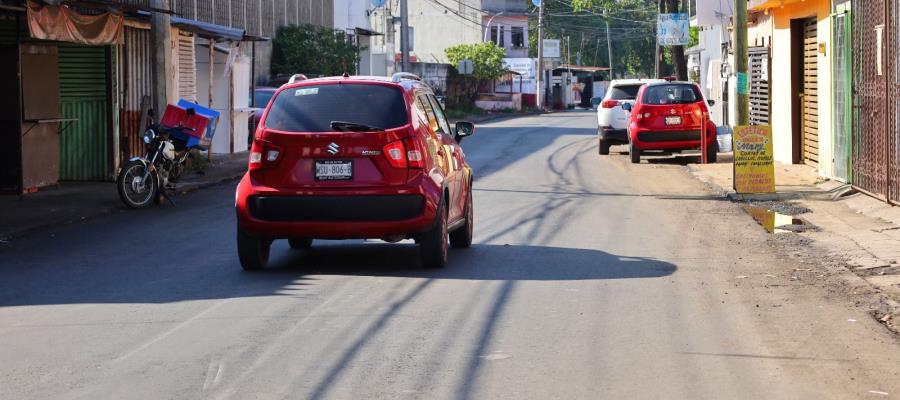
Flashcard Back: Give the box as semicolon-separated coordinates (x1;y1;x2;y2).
832;3;853;182
58;45;110;181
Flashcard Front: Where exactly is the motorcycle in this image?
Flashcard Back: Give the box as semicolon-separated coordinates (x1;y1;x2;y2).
116;108;200;208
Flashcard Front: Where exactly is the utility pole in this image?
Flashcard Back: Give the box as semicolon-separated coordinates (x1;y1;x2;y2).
150;0;172;115
734;0;749;125
655;0;662;78
604;10;613;79
536;0;544;110
400;0;409;72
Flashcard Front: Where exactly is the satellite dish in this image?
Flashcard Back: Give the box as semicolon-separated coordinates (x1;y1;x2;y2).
371;0;385;7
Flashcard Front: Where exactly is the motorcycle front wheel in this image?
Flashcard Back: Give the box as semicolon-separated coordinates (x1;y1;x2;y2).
117;160;158;209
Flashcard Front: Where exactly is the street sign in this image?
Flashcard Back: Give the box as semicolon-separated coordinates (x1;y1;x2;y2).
532;0;540;6
542;39;560;59
371;0;385;6
657;13;690;46
458;59;473;75
733;125;775;194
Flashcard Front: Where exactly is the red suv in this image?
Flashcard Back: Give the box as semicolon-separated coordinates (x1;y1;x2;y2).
235;73;475;270
623;81;717;164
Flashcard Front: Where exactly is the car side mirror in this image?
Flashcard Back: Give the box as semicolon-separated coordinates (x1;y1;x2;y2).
454;121;475;143
621;103;633;112
707;99;716;106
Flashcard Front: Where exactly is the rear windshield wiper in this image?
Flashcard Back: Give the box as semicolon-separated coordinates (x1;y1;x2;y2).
330;121;385;132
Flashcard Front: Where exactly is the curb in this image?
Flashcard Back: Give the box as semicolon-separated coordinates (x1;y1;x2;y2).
684;164;900;334
0;169;245;242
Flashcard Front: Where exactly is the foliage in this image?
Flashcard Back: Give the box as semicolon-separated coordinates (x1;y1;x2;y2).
271;24;361;77
530;0;694;79
445;43;507;105
445;42;507;81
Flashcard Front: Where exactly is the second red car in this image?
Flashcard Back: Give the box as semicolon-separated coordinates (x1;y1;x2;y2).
623;81;718;164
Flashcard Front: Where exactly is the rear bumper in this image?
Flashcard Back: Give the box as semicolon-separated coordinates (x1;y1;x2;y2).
631;127;715;151
236;173;440;239
248;195;425;222
599;127;628;143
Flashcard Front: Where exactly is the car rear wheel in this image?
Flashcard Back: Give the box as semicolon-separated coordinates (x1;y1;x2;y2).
705;140;718;164
420;202;449;268
288;238;313;249
450;188;473;248
598;138;611;155
629;141;641;164
237;229;270;271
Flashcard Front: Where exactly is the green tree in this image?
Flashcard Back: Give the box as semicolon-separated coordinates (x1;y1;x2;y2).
271;24;361;77
529;0;660;79
445;42;507;105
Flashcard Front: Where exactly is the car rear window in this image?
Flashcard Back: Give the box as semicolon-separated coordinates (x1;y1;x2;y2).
642;84;703;105
263;84;408;132
608;84;643;100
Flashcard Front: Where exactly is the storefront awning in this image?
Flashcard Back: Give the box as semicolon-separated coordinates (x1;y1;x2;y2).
354;27;382;36
748;0;805;11
171;16;244;41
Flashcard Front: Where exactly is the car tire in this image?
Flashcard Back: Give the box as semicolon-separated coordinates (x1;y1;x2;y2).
288;238;313;249
420;201;449;268
450;187;473;249
598;138;611;155
238;229;270;271
705;140;718;164
629;141;641;164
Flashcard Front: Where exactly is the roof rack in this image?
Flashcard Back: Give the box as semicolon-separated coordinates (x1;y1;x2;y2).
287;74;308;84
391;72;421;83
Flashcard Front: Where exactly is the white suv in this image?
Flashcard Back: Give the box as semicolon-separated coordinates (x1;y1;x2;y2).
597;79;663;155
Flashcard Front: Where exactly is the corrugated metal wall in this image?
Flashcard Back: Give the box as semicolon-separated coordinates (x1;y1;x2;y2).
58;45;111;181
123;26;153;159
164;0;334;36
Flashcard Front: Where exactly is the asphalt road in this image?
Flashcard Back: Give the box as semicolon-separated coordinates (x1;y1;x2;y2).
1;112;898;400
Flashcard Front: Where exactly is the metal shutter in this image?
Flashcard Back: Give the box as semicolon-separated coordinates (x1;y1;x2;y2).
58;45;111;181
176;31;197;103
748;46;770;126
801;18;819;166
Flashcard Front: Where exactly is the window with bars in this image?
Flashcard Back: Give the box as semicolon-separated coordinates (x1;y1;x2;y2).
511;26;524;48
490;26;504;47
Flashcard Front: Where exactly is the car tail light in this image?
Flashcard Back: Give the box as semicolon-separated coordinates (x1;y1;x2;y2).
404;137;425;169
601;99;620;109
249;138;283;170
383;140;407;169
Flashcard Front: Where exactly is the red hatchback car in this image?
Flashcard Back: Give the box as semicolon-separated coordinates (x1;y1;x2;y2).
622;81;717;164
235;73;476;270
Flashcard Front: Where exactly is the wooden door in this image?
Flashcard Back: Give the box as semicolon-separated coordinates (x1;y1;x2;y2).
801;17;819;166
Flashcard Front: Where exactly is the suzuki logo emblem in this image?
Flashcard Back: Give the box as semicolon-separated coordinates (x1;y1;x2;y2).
327;142;339;155
669;109;677;115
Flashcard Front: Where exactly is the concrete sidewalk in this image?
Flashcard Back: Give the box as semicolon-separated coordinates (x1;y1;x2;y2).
686;155;900;308
0;152;248;240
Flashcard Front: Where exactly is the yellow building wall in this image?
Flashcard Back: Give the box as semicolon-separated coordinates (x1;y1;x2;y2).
768;0;832;177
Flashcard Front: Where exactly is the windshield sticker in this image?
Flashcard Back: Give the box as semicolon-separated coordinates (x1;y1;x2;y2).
295;88;319;96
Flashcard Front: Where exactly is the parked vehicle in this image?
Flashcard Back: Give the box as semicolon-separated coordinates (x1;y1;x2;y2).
596;79;663;155
622;81;718;164
116;108;203;208
248;86;277;146
235;73;476;270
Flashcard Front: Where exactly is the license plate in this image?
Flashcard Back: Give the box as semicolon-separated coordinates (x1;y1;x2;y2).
315;160;353;181
665;116;682;125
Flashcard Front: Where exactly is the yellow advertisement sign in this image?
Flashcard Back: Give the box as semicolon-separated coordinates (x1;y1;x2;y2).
733;125;775;194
